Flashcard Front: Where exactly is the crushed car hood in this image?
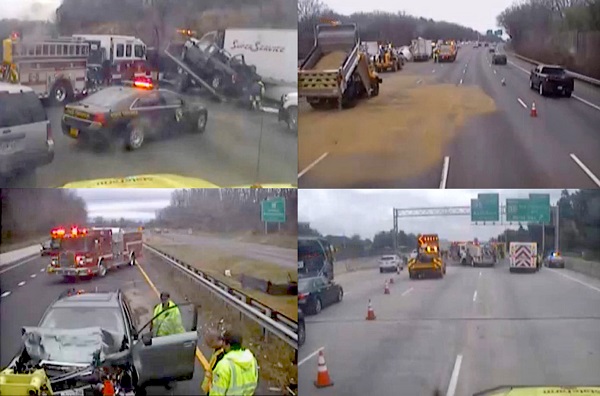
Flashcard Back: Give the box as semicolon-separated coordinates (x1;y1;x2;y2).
60;174;296;189
474;386;600;396
22;326;122;364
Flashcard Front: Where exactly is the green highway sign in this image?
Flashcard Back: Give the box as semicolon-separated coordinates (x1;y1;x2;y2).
261;197;286;223
506;195;550;223
495;29;503;36
471;193;499;222
528;193;551;223
486;29;493;36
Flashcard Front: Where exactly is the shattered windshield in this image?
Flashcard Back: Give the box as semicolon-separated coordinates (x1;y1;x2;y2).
40;307;125;335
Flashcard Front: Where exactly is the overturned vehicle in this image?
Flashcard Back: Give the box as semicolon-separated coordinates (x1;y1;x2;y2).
0;289;198;396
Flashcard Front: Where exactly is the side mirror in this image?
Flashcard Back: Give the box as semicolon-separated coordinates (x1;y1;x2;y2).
131;329;138;340
141;332;152;346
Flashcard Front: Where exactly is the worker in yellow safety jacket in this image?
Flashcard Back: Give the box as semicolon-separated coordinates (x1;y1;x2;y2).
150;291;185;337
201;329;226;395
210;331;259;396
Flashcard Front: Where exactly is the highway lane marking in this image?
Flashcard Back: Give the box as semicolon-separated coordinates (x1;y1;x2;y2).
1;291;11;298
0;256;39;275
298;346;324;367
459;79;463;85
517;98;528;108
493;70;497;74
432;69;436;73
298;152;329;178
446;354;463;396
416;79;423;85
135;260;210;371
18;281;25;287
548;267;600;293
30;274;36;278
473;291;478;302
509;60;600;112
570;154;600;187
401;287;413;296
479;271;482;277
40;268;45;272
439;156;450;189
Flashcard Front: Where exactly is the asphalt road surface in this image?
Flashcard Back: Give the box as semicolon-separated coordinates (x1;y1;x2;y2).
298;259;600;396
151;231;297;269
0;248;276;395
298;45;600;188
6;90;297;188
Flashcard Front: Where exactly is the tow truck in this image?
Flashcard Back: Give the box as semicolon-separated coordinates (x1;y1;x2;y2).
46;225;142;280
408;234;446;279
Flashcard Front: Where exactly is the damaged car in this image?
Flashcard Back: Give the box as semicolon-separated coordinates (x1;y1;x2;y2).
0;288;198;396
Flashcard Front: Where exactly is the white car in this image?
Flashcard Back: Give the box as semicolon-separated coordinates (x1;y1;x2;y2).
379;255;402;273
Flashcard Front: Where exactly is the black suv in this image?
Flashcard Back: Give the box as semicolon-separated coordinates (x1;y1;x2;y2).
6;288;198;395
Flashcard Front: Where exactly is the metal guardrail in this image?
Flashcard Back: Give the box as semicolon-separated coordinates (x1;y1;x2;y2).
512;53;600;87
143;243;298;349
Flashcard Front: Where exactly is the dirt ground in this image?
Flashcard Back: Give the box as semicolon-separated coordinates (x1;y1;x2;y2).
189;231;297;250
298;74;497;185
313;50;348;70
144;237;297;321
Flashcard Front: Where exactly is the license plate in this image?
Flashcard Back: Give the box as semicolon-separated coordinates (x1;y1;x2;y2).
69;128;79;137
59;388;84;396
0;141;17;153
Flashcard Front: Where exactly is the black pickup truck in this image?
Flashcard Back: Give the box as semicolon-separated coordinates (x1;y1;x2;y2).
529;65;574;97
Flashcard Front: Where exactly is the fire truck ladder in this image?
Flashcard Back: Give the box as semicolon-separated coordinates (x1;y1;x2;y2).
163;42;226;102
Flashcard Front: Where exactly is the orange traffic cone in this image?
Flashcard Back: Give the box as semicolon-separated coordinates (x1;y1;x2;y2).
102;380;115;396
366;299;376;320
390;277;394;284
384;281;390;294
530;102;537;117
314;349;334;388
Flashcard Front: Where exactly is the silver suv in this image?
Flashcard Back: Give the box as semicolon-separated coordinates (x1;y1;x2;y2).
0;82;54;182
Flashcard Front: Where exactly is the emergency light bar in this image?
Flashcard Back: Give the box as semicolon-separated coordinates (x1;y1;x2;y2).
133;76;153;89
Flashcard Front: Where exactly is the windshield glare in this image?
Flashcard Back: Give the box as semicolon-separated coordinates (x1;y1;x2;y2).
40;307;125;335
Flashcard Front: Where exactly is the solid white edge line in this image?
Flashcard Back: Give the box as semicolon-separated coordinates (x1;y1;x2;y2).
473;290;478;302
509;60;600;112
298;346;324;367
401;287;413;296
439;156;450;188
0;255;38;275
298;152;329;179
570;154;600;187
446;354;463;396
517;98;528;108
548;267;600;293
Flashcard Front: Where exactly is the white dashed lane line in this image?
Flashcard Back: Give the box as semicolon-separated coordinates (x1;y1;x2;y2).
30;274;36;278
1;291;11;298
18;281;26;287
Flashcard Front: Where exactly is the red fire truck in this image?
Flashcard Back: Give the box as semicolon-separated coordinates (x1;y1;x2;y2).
47;226;143;279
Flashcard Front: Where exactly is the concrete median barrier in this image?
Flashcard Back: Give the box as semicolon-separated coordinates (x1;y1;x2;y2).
565;257;600;279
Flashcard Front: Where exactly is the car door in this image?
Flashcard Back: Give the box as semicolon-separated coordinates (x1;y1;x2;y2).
130;92;167;138
132;302;198;387
158;90;186;133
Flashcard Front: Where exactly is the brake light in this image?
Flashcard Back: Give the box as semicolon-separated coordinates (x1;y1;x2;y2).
299;293;308;300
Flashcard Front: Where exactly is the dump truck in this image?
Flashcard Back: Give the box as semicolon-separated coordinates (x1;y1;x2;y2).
298;22;382;110
509;242;538;273
408;234;446;279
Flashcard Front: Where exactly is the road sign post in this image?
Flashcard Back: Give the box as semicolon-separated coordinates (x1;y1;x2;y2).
261;197;286;234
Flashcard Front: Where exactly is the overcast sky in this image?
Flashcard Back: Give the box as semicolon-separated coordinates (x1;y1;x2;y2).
75;189;173;221
298;190;568;241
323;0;512;33
2;0;60;21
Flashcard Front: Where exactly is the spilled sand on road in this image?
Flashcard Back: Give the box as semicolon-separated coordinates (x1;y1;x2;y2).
298;75;497;185
312;50;348;69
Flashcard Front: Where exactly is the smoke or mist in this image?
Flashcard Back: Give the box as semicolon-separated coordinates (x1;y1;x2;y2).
0;0;59;21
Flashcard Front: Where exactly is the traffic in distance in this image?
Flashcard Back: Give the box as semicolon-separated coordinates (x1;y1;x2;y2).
0;1;297;188
297;15;600;189
297;189;600;396
0;188;299;396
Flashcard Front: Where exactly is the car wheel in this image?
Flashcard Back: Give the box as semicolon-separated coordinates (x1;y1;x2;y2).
211;74;223;90
380;268;383;273
337;289;343;302
298;322;306;347
564;91;572;98
50;81;72;106
195;111;207;133
129;254;136;266
314;298;322;314
529;80;534;90
125;122;146;151
539;83;544;96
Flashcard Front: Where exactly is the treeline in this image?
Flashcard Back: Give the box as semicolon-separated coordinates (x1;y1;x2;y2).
498;0;600;77
497;189;600;258
0;189;87;244
299;223;418;260
298;0;487;59
55;0;296;49
152;189;297;233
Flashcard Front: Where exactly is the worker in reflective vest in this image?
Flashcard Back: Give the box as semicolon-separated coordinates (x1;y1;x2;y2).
202;329;226;395
150;291;185;337
210;331;258;396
